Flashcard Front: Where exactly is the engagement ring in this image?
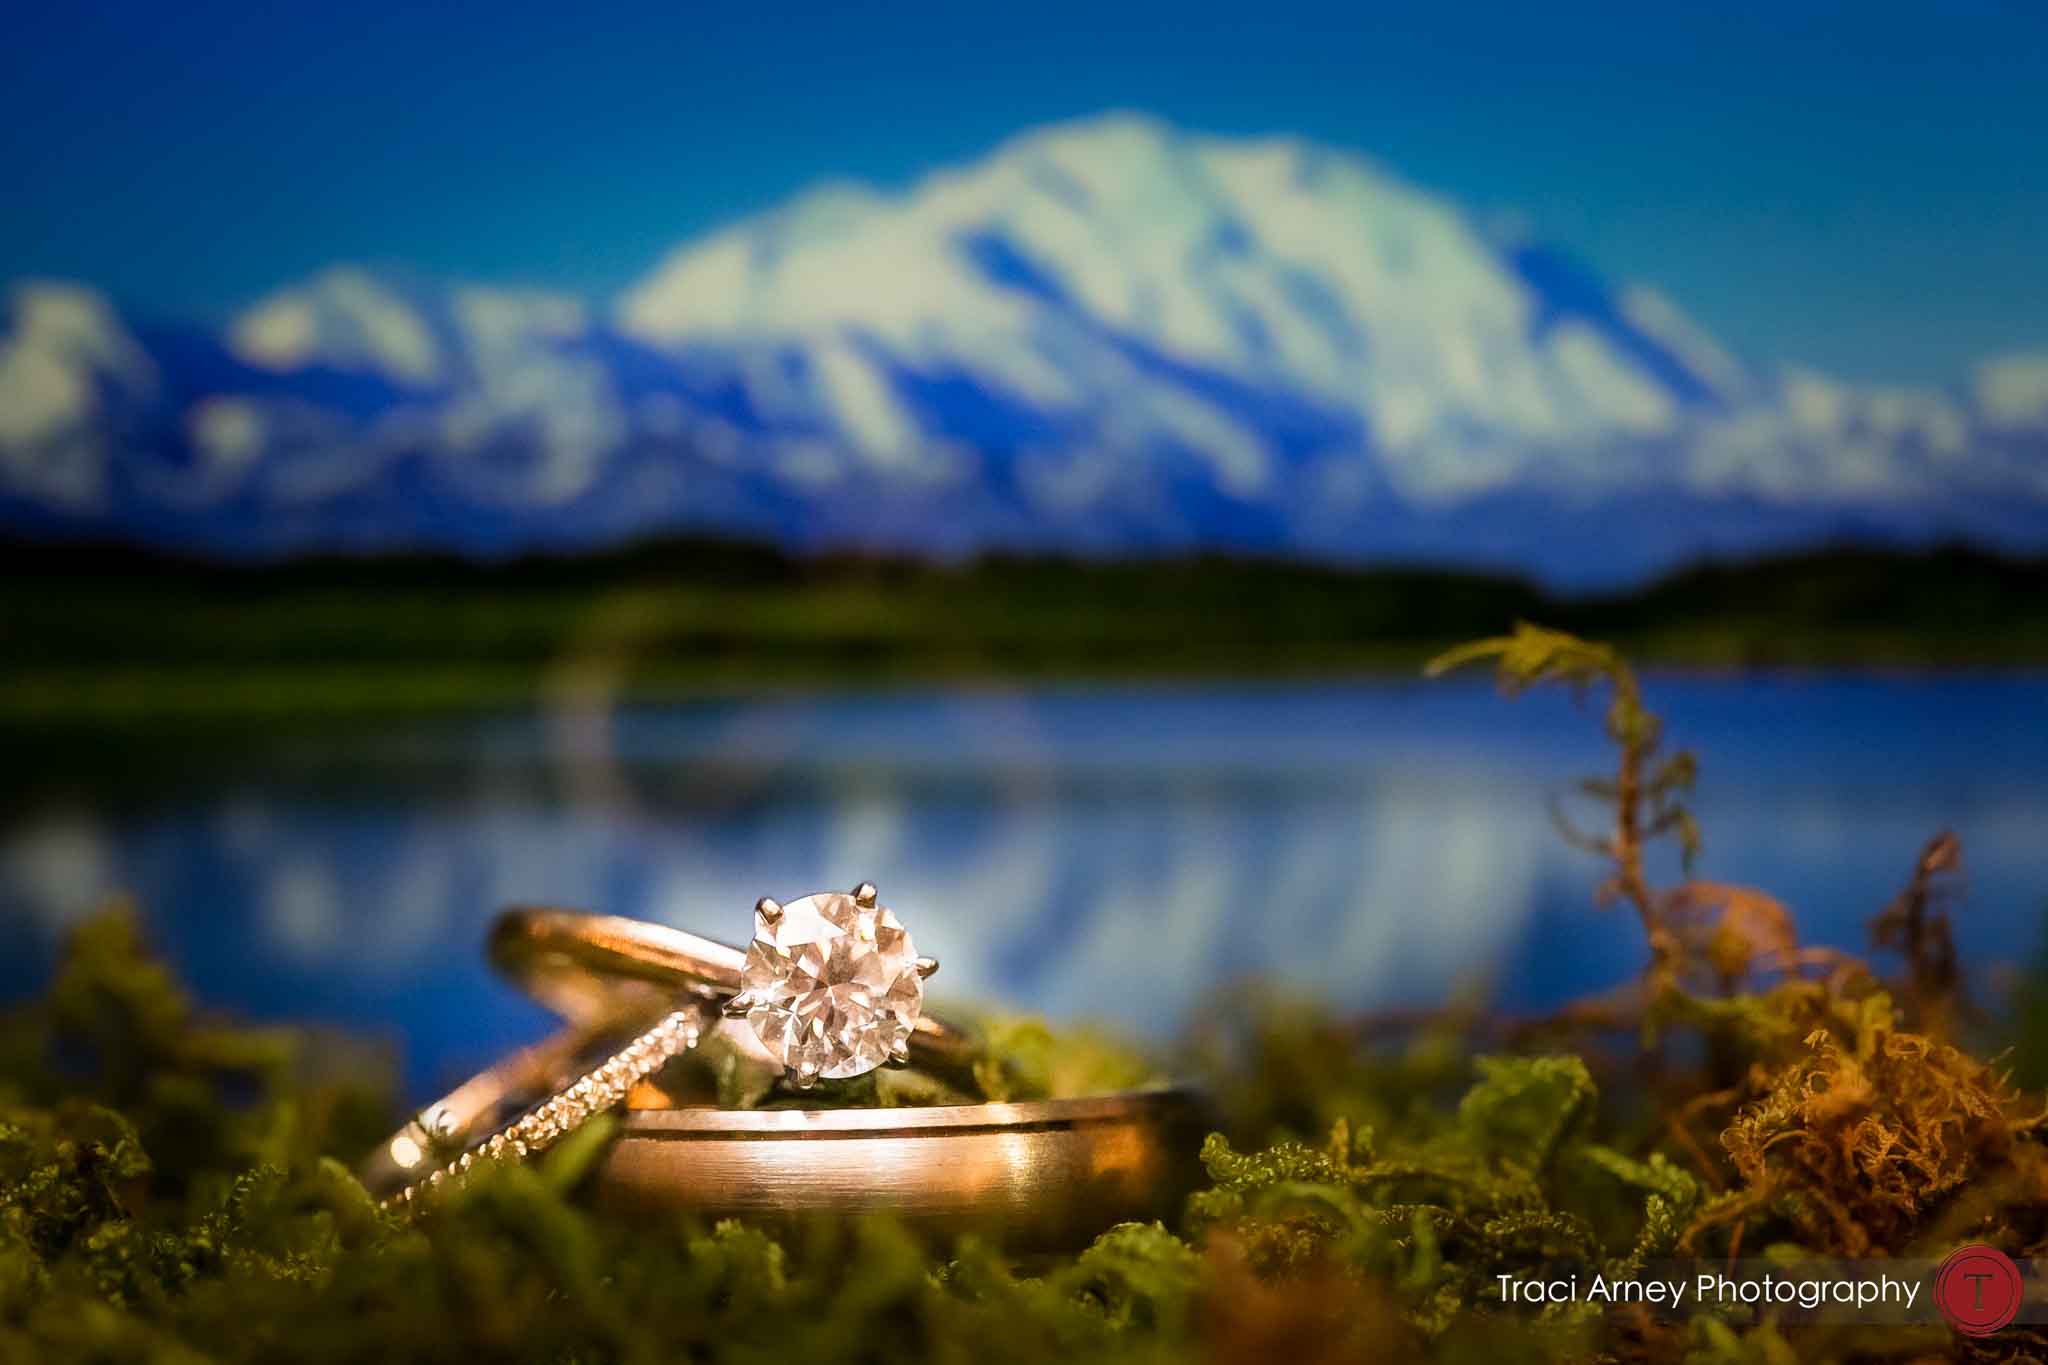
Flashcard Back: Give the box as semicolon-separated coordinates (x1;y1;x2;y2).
491;883;979;1091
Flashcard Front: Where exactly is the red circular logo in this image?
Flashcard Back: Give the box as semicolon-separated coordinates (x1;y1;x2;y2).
1935;1244;2022;1336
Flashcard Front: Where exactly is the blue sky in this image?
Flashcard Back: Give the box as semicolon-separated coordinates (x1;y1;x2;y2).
5;0;2044;385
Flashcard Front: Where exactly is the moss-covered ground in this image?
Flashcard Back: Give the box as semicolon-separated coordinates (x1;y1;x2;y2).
5;627;2045;1363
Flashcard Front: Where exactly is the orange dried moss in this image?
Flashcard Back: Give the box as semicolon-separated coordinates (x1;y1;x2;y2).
1692;1023;2032;1256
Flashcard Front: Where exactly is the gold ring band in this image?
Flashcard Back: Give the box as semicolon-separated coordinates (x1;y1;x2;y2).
489;906;982;1083
595;1090;1211;1250
361;1000;717;1206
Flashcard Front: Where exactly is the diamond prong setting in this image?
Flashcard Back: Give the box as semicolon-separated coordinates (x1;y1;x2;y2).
740;885;925;1083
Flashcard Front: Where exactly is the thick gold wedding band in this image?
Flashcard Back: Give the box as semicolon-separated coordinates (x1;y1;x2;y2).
595;1090;1210;1250
489;906;981;1080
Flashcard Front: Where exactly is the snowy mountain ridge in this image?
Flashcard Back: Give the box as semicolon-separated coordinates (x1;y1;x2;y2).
3;114;2045;583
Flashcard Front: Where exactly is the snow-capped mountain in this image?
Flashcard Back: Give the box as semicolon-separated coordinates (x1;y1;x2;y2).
4;114;2046;583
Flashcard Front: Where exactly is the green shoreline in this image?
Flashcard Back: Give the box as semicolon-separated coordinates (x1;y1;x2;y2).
5;539;2045;728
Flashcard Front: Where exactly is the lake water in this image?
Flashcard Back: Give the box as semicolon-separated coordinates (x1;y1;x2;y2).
3;673;2044;1099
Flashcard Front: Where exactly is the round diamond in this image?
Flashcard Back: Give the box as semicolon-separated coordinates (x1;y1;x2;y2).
741;891;923;1080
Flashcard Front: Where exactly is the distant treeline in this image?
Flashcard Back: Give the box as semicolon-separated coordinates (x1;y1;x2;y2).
2;537;2043;726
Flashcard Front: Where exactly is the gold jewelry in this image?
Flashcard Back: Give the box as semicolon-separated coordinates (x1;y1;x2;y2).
490;887;980;1090
391;885;1211;1243
362;1001;716;1208
595;1090;1211;1250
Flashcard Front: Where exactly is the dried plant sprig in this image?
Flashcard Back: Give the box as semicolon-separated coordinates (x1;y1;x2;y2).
1871;830;1965;1035
1428;623;1700;988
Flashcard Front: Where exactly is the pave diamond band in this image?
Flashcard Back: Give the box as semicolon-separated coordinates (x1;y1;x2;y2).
366;1002;715;1210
